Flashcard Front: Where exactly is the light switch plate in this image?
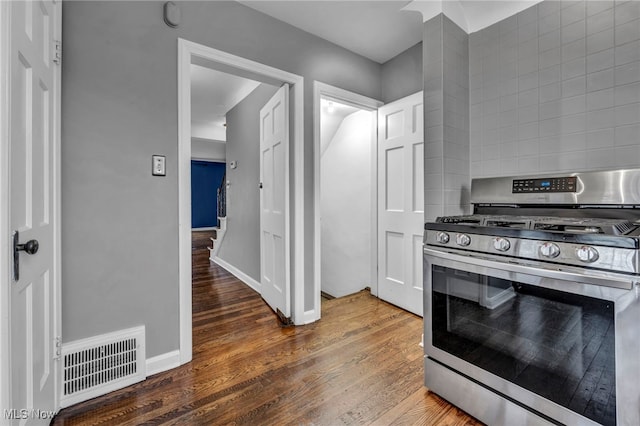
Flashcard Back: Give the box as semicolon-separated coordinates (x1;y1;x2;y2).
152;155;166;176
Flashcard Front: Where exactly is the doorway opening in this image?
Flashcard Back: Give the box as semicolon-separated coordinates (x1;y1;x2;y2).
177;39;305;365
189;62;278;263
312;82;382;320
319;99;375;299
191;160;225;230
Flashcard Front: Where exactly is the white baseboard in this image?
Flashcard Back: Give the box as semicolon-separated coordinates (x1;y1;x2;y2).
146;350;181;377
212;256;261;294
303;309;319;324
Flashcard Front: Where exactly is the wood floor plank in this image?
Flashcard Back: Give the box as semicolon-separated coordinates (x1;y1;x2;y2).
52;252;483;425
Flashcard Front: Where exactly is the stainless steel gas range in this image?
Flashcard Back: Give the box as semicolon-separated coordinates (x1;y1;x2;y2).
423;169;640;426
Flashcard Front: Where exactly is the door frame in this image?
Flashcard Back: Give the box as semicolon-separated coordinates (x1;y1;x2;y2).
0;0;10;411
312;81;382;321
0;0;63;412
177;39;304;364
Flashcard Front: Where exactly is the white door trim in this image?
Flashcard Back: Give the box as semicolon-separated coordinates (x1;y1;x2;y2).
177;39;305;364
311;81;382;323
0;0;63;412
0;0;11;412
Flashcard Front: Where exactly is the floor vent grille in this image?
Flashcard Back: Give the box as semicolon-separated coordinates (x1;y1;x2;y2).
60;326;146;408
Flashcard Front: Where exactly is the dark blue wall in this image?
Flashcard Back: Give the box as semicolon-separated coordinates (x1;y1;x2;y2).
191;160;225;228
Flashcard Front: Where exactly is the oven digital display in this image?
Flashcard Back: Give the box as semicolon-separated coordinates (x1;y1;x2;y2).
512;176;577;193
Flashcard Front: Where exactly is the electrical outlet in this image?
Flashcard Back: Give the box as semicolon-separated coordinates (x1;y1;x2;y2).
152;155;166;176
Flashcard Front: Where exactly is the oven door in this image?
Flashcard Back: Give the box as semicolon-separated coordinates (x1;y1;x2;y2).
423;247;640;426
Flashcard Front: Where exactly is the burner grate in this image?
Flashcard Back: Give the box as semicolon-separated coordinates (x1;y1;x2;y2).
436;215;637;236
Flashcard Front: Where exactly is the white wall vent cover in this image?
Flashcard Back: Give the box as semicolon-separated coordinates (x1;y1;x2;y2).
60;326;146;408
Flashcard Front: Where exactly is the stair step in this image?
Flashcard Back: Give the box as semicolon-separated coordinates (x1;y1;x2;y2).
192;230;216;250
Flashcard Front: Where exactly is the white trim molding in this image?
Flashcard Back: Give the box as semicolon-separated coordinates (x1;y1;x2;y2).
312;81;382;322
146;350;181;377
303;309;318;325
0;0;12;413
177;39;305;366
177;38;193;366
212;257;261;294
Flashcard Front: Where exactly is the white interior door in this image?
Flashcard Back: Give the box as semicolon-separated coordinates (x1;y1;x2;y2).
6;0;61;422
377;92;424;316
259;84;290;321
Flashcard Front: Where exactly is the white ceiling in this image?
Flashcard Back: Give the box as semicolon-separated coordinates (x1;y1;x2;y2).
190;64;260;141
239;1;423;64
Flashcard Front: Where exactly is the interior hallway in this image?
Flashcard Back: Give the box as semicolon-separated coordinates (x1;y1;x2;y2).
52;251;481;425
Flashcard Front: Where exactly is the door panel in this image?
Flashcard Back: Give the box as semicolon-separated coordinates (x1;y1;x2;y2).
259;85;290;318
377;92;424;316
385;147;404;211
8;0;60;422
385;232;404;283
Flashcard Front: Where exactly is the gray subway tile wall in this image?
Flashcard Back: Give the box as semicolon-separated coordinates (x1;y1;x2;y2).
470;0;640;177
424;15;445;220
424;14;470;219
443;15;470;216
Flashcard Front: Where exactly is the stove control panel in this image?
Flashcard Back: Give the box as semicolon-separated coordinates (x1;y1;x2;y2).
512;176;577;193
424;230;639;277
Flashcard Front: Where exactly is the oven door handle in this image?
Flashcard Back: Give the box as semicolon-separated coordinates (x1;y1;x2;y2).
423;247;636;290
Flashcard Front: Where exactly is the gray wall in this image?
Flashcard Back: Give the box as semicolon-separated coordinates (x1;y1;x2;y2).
218;84;279;280
423;15;470;221
381;42;423;103
470;0;640;177
62;1;382;357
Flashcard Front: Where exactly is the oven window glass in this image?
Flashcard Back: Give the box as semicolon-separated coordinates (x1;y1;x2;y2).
431;265;616;426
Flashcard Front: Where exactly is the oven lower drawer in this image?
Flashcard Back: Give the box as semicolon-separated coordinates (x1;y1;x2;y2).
425;357;555;426
423;248;640;426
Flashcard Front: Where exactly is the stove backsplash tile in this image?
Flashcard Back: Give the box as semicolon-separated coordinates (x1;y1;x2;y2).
470;0;640;178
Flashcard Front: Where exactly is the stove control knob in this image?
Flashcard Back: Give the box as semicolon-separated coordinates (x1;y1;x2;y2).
539;242;560;258
456;233;471;247
435;232;450;244
493;237;510;252
576;246;599;263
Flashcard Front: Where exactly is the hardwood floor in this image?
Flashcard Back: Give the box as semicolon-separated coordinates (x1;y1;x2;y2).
52;254;482;425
